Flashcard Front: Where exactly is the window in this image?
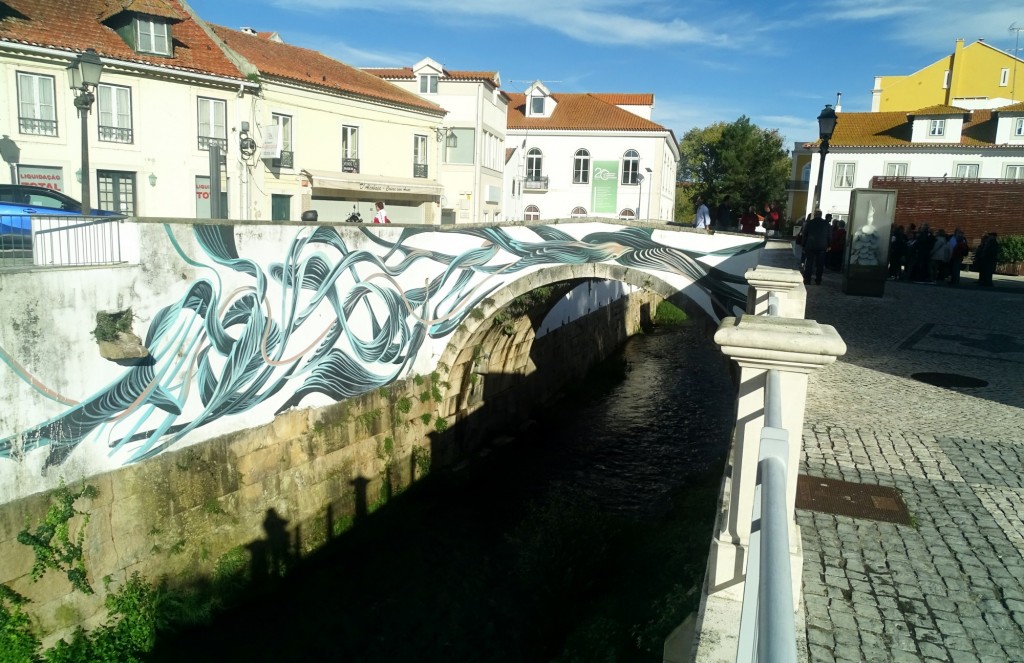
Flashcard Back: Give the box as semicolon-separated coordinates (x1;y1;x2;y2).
531;96;544;115
341;125;359;172
622;150;639;185
97;171;135;214
954;163;979;178
570;206;587;218
943;70;951;89
413;134;428;178
618;209;636;220
135;18;170;55
884;163;908;177
1001;68;1010;87
524;205;540;221
929;119;945;136
1015;118;1024;137
526;148;543;180
419;74;438;94
833;163;855;188
272;113;293;152
197;97;226;151
195;176;228;218
17;72;57;136
573;149;590;184
271;194;291;221
98;84;133;143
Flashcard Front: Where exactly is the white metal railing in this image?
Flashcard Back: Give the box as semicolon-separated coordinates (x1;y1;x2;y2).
735;292;797;662
0;214;124;269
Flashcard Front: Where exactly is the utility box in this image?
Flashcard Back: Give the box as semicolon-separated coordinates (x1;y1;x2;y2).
842;188;896;297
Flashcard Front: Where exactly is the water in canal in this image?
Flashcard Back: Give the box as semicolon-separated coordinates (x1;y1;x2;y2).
152;314;737;663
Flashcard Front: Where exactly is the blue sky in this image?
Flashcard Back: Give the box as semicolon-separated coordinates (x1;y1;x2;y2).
187;0;1024;148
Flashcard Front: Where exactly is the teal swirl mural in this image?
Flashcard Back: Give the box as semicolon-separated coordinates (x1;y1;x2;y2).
0;223;760;469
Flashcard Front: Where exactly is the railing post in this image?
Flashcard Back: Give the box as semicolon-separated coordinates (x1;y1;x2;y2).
695;309;845;661
744;266;806;318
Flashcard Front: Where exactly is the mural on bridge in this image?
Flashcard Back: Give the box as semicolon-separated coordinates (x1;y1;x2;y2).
0;223;758;470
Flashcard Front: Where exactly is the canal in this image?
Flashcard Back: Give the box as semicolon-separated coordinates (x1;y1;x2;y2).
151;309;737;662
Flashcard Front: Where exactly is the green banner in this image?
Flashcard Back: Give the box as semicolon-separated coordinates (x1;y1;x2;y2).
591;161;618;214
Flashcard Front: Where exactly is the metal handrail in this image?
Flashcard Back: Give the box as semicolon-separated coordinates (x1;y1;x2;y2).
735;292;797;662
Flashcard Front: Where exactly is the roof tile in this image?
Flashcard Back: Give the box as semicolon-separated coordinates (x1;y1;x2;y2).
211;25;444;114
803;108;1002;148
364;66;500;88
506;92;665;132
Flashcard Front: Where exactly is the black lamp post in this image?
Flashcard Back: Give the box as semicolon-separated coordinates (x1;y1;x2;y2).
637;172;644;220
66;49;104;214
812;104;838;212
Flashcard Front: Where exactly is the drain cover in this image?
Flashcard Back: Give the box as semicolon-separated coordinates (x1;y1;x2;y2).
910;372;988;388
796;475;912;525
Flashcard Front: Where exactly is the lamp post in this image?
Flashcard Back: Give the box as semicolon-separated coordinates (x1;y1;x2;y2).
812;104;838;213
66;49;104;214
636;172;645;220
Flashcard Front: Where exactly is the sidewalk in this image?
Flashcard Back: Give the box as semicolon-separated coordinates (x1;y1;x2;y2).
761;240;1024;663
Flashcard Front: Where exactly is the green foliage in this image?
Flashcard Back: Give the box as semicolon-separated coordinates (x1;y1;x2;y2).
378;387;391;398
997;235;1024;263
92;309;134;342
396;396;413;414
333;515;354;536
420;413;432;425
17;480;98;594
436;362;449;373
433;417;449;433
419;391;431;403
413;374;425;386
411;446;431;477
0;584;40;663
470;308;485;320
431;384;444;402
677;116;790;220
653;301;688;326
354;408;382;429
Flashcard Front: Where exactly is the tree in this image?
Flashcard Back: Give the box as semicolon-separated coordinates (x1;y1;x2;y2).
677;116;790;222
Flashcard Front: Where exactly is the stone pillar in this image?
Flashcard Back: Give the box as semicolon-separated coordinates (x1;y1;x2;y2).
745;266;806;318
705;314;846;598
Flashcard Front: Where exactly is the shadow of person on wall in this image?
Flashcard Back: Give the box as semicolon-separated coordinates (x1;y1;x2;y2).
246;508;291;586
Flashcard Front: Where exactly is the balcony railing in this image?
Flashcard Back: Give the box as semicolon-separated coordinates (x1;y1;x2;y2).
272;151;294;169
524;175;549;191
786;179;809;191
198;135;228;152
19;117;58;136
413;163;428;178
342;158;360;174
99;125;133;143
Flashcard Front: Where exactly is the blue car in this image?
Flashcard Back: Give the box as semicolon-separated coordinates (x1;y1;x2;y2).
0;185;120;249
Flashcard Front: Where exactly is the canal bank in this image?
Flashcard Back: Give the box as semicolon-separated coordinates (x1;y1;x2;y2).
149;313;738;662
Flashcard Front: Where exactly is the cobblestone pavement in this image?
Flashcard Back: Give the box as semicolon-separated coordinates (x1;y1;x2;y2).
760;242;1024;663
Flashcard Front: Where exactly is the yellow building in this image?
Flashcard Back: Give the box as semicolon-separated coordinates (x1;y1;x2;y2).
873;39;1024;111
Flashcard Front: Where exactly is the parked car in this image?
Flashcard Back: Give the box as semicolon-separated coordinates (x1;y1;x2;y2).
0;185;121;250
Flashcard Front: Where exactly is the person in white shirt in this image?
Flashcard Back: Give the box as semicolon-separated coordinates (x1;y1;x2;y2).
694;197;711;229
373;201;390;224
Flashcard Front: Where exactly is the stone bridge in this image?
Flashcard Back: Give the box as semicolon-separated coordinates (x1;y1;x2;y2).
0;219;764;501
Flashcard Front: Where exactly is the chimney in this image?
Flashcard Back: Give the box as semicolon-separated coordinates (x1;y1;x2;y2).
835;92;842;113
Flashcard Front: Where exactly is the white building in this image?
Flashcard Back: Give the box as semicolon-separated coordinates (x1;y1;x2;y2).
791;103;1024;220
365;59;509;224
503;81;678;222
0;0;452;224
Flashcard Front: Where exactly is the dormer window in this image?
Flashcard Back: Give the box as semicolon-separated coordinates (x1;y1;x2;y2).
531;96;544;115
136;17;171;55
419;74;438;94
929;119;945;136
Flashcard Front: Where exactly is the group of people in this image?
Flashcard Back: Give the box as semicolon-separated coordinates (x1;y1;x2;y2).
694;198;783;235
795;210;844;285
887;224;997;286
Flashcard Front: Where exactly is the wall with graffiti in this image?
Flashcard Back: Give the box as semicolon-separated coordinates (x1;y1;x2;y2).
0;220;761;504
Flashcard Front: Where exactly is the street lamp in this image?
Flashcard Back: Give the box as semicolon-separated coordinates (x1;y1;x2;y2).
644;167;653;220
636;172;645;220
812;104;838;212
66;49;104;213
434;126;458;148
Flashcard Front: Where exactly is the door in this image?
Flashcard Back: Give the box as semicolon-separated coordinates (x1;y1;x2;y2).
97;170;136;215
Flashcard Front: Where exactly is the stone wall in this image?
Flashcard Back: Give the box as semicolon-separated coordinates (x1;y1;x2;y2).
0;288;663;643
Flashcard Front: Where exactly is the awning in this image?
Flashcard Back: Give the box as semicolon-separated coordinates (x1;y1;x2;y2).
301;169;443;198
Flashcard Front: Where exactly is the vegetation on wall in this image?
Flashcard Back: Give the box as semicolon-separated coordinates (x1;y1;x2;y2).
997;235;1024;263
92;309;134;342
17;480;98;595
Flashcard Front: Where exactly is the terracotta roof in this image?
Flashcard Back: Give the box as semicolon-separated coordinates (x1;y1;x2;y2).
802;109;1002;149
592;93;654;106
997;101;1024;113
505;147;516;164
907;104;971;117
0;0;244;80
96;0;184;22
210;26;444;115
506;92;666;132
364;66;501;88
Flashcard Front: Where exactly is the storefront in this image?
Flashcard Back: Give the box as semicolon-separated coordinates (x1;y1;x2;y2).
300;169;443;224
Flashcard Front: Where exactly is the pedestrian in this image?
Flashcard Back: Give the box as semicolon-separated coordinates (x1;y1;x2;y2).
717;200;735;231
976;232;999;287
889;225;907;280
373;201;390;224
740;206;759;234
694;197;711;229
801;209;830;285
929;230;949;283
948;228;968;286
828;220;847;271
